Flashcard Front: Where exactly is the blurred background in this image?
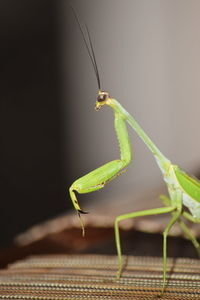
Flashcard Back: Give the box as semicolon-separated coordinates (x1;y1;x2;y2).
0;0;200;251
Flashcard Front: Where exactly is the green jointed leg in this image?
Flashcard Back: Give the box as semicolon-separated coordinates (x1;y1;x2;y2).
161;194;200;257
162;210;182;285
114;206;176;279
69;101;132;236
178;220;200;257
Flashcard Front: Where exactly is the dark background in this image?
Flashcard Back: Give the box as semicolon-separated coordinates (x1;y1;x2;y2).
0;0;71;247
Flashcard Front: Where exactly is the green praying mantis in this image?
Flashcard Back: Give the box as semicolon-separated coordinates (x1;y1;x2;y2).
69;8;200;288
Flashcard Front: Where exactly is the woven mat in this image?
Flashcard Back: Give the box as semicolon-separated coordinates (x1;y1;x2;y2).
0;254;199;299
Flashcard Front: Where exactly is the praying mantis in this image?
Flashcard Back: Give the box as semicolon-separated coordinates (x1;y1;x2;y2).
69;8;200;288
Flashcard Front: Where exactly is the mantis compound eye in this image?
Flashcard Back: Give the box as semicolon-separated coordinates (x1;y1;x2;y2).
97;91;109;103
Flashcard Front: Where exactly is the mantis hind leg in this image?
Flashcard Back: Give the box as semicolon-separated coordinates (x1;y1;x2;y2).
162;211;181;288
178;219;200;257
160;195;200;257
114;206;176;280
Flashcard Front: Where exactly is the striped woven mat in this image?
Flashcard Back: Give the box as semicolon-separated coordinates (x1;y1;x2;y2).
0;254;199;299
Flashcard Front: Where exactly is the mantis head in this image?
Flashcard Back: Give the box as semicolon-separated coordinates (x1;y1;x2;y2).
95;90;111;110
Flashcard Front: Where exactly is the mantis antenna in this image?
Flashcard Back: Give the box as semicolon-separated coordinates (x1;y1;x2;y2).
70;5;101;91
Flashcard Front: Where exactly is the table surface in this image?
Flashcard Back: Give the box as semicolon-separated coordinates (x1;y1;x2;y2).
0;254;199;299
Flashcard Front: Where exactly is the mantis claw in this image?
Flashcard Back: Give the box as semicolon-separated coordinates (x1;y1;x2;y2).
77;211;87;237
78;209;89;214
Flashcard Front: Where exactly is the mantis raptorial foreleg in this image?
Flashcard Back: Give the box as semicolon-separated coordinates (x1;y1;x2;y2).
69;110;132;235
70;8;200;288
